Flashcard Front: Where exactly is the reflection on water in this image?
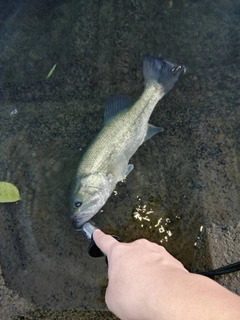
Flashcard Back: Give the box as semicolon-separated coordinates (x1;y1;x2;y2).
133;197;175;243
0;0;240;314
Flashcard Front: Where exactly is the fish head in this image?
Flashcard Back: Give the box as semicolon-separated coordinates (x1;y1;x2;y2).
70;172;112;229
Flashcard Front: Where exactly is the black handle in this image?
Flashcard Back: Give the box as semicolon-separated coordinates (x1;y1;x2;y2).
80;220;120;259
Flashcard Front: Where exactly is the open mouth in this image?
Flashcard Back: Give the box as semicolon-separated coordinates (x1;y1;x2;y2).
71;213;93;230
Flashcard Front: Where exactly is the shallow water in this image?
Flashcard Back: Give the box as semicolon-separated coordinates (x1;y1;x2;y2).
0;0;240;313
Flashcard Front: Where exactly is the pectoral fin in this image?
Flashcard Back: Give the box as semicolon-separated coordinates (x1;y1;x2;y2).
144;124;164;142
107;154;134;182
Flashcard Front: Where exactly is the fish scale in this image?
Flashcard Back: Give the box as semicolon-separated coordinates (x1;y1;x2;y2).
78;85;164;174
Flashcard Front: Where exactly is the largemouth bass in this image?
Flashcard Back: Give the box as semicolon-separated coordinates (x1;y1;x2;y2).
70;54;185;229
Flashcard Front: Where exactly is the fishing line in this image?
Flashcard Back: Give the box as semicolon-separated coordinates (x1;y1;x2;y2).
196;261;240;278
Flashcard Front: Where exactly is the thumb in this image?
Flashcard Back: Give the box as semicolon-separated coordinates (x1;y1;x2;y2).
93;229;118;256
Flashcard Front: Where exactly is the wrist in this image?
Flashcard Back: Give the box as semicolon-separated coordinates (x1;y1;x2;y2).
145;267;189;320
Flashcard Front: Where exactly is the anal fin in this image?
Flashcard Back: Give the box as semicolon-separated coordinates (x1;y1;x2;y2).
144;124;164;142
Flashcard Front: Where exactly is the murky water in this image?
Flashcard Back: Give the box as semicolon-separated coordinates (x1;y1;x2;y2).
0;0;240;313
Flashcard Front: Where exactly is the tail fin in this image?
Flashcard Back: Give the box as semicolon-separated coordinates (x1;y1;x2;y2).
143;54;185;93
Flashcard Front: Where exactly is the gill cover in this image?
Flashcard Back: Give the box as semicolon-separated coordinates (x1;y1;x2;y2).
71;172;112;228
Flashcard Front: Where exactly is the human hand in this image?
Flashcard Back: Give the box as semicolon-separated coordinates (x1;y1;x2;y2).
94;230;240;320
93;230;188;320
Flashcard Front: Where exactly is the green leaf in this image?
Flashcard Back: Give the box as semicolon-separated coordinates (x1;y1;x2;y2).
0;182;21;203
46;63;57;79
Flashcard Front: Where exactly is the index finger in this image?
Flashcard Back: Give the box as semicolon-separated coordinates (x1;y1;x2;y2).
93;229;118;256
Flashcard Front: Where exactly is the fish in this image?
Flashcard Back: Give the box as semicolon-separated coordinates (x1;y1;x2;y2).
70;54;185;229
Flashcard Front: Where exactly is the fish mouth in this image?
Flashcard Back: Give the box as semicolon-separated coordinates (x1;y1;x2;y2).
71;212;95;230
70;198;102;230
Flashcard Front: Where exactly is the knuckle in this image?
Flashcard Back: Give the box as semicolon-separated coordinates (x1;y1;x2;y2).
134;238;149;246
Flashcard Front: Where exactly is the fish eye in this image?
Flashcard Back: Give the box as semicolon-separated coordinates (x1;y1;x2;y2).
74;201;82;208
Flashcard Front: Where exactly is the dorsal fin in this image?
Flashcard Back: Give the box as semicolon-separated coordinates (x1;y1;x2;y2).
104;95;132;124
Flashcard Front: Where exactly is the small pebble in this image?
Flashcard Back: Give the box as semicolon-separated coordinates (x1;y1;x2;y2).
9;108;18;115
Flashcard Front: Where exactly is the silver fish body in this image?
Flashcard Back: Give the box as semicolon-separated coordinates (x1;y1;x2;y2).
70;55;185;228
